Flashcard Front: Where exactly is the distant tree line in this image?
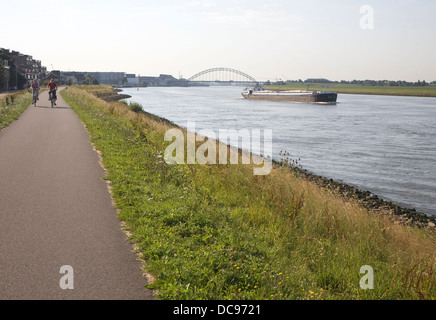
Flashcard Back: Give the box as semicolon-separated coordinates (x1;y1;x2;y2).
266;78;436;87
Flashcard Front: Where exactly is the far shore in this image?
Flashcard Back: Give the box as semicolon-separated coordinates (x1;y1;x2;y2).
264;84;436;98
325;91;436;98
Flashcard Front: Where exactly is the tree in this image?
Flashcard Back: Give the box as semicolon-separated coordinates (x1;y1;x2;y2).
83;73;99;85
83;74;92;85
8;64;26;90
0;62;5;92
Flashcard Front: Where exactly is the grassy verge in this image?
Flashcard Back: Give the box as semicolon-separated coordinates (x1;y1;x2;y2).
0;90;33;130
61;86;436;300
265;84;436;97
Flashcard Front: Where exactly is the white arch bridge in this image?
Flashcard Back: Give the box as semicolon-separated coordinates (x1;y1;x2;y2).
188;67;257;84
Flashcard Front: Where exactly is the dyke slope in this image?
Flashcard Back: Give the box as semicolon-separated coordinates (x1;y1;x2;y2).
59;85;436;300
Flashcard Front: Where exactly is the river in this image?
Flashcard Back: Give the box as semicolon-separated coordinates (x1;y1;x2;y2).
121;86;436;217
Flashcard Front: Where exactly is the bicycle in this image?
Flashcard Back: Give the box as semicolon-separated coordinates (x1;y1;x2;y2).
49;89;57;108
32;89;39;107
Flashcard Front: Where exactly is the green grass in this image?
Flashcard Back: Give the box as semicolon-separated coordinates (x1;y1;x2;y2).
0;90;33;130
61;85;436;300
265;83;436;97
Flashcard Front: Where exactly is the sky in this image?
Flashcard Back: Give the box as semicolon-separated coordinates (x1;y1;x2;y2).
1;0;436;82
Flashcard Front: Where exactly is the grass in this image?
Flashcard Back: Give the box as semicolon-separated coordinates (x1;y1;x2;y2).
0;90;33;130
61;85;436;300
265;83;436;97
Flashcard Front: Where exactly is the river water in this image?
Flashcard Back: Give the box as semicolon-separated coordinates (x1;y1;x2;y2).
121;86;436;217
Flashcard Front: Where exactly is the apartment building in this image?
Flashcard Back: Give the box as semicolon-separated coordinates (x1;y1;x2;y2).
0;48;47;90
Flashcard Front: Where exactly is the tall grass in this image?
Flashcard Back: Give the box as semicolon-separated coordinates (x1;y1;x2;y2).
61;85;436;300
0;90;32;130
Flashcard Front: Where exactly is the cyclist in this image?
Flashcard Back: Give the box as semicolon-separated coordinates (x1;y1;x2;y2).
31;79;40;105
47;78;58;106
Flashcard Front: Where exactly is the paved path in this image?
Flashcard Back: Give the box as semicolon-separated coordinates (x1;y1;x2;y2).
0;89;153;300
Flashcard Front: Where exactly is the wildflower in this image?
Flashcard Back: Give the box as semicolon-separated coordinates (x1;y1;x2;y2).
309;290;314;295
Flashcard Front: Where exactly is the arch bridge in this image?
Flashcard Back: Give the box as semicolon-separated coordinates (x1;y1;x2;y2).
188;67;257;84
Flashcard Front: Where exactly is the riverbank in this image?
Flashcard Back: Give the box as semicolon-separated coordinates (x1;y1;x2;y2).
293;166;436;229
118;88;436;228
90;86;132;101
265;84;436;97
61;85;436;300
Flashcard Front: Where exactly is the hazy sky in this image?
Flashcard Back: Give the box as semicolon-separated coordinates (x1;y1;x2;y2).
2;0;435;82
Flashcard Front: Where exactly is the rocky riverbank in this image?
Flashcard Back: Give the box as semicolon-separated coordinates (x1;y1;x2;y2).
290;166;436;231
97;89;131;102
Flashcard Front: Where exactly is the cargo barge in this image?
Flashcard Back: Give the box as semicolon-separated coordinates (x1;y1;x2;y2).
242;87;338;104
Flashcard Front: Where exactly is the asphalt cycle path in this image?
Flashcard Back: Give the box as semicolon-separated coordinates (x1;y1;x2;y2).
0;89;153;299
